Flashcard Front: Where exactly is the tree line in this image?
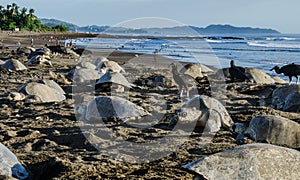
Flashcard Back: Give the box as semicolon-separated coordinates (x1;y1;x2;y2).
0;3;68;32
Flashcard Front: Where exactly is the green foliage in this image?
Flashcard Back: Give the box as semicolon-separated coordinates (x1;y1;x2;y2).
0;3;67;31
52;25;68;32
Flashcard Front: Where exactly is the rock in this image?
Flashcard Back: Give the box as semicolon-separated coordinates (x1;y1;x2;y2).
170;95;233;132
1;59;27;71
79;96;149;122
26;55;52;66
245;68;275;84
0;142;29;179
179;63;204;79
96;60;125;73
19;82;66;103
271;85;300;110
232;115;300;148
37;79;65;95
183;143;300;180
283;92;300;112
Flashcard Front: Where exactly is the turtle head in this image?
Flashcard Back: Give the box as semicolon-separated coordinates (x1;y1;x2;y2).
230;123;247;134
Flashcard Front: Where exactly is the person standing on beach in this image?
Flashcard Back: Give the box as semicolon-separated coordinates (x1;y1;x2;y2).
30;38;34;47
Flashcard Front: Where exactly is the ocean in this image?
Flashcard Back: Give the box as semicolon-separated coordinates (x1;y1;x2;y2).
71;34;300;82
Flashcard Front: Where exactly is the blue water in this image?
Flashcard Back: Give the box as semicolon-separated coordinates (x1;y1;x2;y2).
71;34;300;81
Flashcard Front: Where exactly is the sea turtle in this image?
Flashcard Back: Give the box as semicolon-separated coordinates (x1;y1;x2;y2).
37;79;66;95
245;68;275;84
283;91;300;112
76;61;96;70
1;59;27;71
49;71;72;85
93;56;109;66
28;47;51;59
18;82;66;103
96;60;125;73
179;63;205;79
0;142;29;179
16;46;34;56
77;96;149;123
68;68;103;83
26;55;52;66
230;115;300;148
65;48;80;58
170;95;233;132
183;143;300;180
95;72;132;92
272;76;287;84
271;85;300;110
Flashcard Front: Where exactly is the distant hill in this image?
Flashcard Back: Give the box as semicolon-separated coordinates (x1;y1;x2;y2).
40;18;281;35
195;24;280;34
40;18;79;32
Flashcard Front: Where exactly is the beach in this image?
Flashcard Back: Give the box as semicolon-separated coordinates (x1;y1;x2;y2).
0;31;300;179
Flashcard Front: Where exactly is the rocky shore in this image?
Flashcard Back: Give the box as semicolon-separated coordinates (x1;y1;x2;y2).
0;32;299;179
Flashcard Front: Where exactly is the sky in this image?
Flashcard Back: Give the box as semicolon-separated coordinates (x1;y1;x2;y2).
1;0;300;34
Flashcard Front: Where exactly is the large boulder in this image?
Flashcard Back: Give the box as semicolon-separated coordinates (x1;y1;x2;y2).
1;59;27;71
183;143;300;180
170;95;233;132
0;142;29;179
19;82;66;103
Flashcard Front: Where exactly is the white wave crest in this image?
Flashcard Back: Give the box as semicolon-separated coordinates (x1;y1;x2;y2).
248;41;300;49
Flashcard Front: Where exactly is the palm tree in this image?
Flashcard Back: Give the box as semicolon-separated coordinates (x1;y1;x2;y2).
28;8;36;20
20;7;28;28
11;3;19;16
0;6;4;21
20;7;27;17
